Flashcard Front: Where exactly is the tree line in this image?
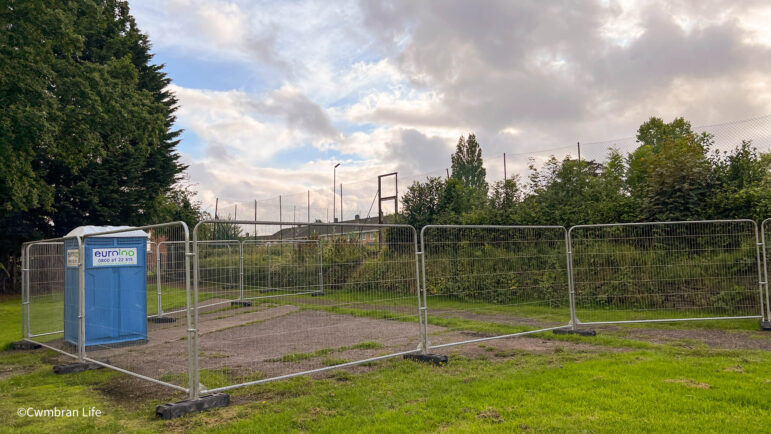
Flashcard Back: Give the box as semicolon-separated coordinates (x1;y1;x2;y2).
401;118;771;230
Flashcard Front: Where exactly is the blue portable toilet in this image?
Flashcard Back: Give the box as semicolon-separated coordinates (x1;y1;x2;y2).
64;226;149;347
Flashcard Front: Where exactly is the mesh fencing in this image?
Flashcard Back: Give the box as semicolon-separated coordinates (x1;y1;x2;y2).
153;240;194;317
191;221;422;395
420;225;571;349
79;223;192;394
20;217;771;400
569;220;764;324
147;242;158;316
194;240;241;312
24;241;73;356
241;240;324;301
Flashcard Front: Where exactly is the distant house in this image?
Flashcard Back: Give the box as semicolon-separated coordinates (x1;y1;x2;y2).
260;215;395;244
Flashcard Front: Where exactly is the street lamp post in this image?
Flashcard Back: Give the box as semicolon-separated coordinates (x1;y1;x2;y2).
333;163;340;222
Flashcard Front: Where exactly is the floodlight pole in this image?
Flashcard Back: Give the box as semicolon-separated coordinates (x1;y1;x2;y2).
333;163;340;222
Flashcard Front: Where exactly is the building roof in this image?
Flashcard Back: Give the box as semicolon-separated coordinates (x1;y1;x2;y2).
65;226;149;238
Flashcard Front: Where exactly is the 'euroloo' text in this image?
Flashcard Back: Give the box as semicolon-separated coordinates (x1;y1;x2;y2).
94;249;135;258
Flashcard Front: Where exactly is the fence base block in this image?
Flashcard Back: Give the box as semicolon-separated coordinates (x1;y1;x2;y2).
311;291;325;297
760;320;771;331
553;328;597;337
230;301;253;307
53;361;105;374
12;340;41;350
404;353;448;366
149;316;177;324
156;393;230;419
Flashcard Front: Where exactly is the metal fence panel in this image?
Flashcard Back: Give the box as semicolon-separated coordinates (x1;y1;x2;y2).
191;220;422;396
79;223;192;395
146;242;159;316
150;240;194;318
24;240;76;358
187;240;241;312
241;239;324;301
569;220;763;325
420;225;572;350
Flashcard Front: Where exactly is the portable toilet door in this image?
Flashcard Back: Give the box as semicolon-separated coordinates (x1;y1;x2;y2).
64;226;149;347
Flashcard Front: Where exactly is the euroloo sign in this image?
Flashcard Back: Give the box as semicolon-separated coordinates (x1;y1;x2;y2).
91;248;138;266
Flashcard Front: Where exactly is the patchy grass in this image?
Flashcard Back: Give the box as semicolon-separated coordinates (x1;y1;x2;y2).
320;358;349;367
270;342;385;363
271;348;336;363
350;341;384;350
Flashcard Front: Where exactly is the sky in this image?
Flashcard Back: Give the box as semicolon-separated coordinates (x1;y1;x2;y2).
129;0;771;221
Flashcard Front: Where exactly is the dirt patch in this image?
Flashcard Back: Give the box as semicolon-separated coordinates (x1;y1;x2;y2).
0;364;35;381
664;379;710;389
41;302;622;397
291;296;560;329
65;306;432;389
476;407;504;423
95;374;184;409
607;326;771;350
195;308;433;382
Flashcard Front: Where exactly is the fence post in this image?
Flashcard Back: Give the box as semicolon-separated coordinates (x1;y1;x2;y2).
317;240;324;295
418;227;430;352
266;242;271;291
566;228;578;330
21;245;29;340
189;225;200;400
756;220;770;324
155;242;163;316
239;241;244;301
77;236;86;362
227;244;233;289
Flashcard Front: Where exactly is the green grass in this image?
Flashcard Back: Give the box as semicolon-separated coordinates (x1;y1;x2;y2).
278;288;763;331
146;285;225;315
3;295;771;432
203;349;771;433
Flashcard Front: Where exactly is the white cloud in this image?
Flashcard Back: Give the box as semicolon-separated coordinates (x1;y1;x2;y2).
171;84;339;162
128;0;771;217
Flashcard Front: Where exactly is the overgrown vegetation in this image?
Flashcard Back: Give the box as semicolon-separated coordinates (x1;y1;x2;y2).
397;120;770;306
402;119;771;230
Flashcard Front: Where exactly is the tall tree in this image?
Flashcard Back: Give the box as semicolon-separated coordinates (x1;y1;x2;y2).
627;117;713;221
401;177;447;230
0;0;186;292
706;141;771;221
451;134;489;194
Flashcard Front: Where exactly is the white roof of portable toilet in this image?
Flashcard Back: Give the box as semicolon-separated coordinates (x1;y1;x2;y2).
65;225;149;238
